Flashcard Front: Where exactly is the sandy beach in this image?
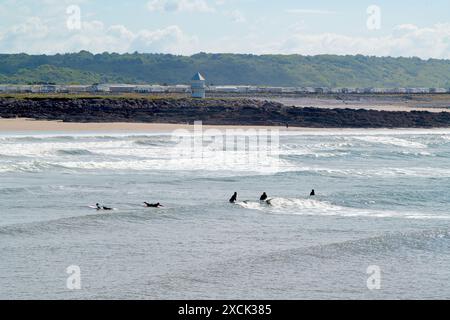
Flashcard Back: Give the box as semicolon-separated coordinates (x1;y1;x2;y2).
2;118;450;135
0;118;296;132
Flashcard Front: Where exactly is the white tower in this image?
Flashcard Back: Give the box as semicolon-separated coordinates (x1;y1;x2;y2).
191;72;206;98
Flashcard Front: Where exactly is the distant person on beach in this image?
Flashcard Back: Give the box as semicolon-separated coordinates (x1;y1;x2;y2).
96;203;113;211
229;192;238;203
144;202;164;208
260;192;268;201
310;190;316;197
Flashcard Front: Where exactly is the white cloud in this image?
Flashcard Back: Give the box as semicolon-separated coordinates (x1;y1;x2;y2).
267;23;450;59
202;23;450;60
133;25;199;54
147;0;214;13
0;17;198;55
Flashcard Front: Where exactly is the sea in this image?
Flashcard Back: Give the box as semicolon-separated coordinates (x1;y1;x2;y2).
0;128;450;299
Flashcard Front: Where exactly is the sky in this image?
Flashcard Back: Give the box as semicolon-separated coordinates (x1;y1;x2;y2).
0;0;449;58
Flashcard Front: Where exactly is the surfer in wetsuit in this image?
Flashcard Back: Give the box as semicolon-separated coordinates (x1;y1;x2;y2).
144;202;163;208
260;192;268;201
96;203;113;211
229;192;238;203
310;190;316;196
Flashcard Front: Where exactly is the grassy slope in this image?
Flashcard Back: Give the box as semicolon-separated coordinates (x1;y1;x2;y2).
0;52;450;87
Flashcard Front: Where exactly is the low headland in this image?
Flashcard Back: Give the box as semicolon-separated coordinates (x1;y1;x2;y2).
1;94;450;129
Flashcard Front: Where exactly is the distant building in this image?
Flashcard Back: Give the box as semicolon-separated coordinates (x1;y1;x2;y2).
168;85;190;93
92;84;111;92
109;84;136;93
191;72;206;98
66;85;91;93
40;85;58;93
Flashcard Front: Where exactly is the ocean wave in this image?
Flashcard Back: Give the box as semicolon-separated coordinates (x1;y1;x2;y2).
0;187;34;195
277;128;450;136
134;138;177;147
0;140;133;157
238;228;450;266
396;151;433;157
237;197;450;220
290;166;450;178
354;136;427;149
0;155;297;174
0;161;70;173
55;149;96;156
0;213;110;237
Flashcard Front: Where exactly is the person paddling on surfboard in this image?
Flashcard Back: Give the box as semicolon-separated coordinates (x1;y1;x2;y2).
96;203;113;211
260;192;268;201
144;202;164;208
229;192;238;203
310;190;316;197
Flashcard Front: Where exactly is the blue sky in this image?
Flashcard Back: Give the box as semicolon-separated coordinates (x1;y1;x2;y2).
0;0;449;58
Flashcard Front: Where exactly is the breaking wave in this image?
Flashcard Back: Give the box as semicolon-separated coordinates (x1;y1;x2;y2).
237;197;450;220
354;136;427;149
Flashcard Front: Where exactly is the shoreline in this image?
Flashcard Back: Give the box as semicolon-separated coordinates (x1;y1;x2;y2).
2;118;450;134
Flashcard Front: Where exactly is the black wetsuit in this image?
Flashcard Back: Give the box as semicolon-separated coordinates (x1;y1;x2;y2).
145;202;162;208
97;204;112;211
229;193;237;203
260;193;268;201
310;190;316;196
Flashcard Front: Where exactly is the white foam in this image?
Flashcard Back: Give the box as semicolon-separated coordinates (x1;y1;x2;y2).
354;136;427;149
293;166;450;178
237;197;450;220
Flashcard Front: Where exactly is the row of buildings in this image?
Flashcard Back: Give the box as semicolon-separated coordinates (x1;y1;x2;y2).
1;72;449;96
1;84;449;95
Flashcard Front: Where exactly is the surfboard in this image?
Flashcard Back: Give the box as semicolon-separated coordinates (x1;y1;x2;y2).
88;205;117;211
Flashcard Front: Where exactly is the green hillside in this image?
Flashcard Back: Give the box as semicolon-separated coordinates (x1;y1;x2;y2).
0;51;449;87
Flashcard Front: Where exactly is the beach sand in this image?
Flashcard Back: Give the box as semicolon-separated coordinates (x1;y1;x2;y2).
0;118;294;132
2;118;450;135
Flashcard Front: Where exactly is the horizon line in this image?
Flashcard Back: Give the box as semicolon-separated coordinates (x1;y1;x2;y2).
0;51;449;61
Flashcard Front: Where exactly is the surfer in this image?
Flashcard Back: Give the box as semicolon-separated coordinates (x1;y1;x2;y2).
229;192;238;203
144;202;164;208
96;203;113;211
260;192;268;201
310;189;316;196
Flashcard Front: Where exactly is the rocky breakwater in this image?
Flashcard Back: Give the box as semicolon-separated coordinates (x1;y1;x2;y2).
1;97;450;128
